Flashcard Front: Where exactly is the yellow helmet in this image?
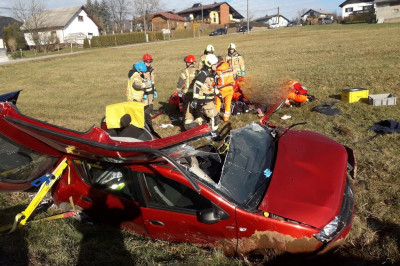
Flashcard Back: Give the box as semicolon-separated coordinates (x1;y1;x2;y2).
228;43;236;50
205;54;218;67
205;44;214;53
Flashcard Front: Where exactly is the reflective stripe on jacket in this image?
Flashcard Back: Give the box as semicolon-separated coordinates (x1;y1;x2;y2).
226;53;245;75
216;62;235;89
177;65;197;94
126;71;146;102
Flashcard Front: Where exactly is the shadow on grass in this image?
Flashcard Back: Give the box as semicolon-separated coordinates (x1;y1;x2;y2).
157;101;184;128
75;185;140;265
329;94;342;100
0;205;29;266
246;248;389;266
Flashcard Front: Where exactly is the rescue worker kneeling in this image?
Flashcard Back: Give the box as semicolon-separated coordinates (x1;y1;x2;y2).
185;54;222;133
215;60;235;121
285;80;314;107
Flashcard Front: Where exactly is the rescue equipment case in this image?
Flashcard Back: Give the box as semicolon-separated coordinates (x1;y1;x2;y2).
368;94;397;106
341;88;369;103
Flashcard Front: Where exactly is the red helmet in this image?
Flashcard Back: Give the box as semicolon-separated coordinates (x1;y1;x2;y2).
143;53;153;62
184;55;196;63
169;91;180;106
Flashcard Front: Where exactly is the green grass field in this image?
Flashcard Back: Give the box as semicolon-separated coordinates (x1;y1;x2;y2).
1;23;400;265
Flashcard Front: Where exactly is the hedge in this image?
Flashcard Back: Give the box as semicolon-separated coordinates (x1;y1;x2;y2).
89;31;163;48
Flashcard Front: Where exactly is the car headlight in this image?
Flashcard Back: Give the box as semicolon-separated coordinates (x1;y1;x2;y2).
314;216;340;242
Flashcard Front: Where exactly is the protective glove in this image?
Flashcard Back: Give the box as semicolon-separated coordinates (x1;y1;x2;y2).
190;100;198;109
147;80;152;87
143;94;148;100
241;71;246;77
177;92;183;98
153;90;158;99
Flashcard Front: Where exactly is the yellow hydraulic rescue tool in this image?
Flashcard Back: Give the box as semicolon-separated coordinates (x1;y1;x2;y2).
1;157;76;233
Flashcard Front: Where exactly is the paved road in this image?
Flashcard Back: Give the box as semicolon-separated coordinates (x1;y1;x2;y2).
0;50;85;66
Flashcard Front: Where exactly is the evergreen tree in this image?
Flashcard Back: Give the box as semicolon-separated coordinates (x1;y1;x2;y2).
2;23;28;52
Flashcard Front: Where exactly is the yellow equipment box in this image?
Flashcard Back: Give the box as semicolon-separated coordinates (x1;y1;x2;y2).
341;88;369;103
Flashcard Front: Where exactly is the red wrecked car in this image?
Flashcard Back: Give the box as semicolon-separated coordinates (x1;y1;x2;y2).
0;91;356;255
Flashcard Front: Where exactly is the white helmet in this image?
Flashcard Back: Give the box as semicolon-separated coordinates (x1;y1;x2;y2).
205;54;218;67
228;43;236;50
205;44;214;53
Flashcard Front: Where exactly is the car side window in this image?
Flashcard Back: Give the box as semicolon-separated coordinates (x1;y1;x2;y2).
72;160;137;200
139;172;212;213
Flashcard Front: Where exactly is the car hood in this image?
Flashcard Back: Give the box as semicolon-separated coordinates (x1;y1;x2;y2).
258;130;348;229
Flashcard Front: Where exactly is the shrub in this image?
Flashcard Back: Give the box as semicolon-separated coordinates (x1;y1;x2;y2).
2;23;28;52
90;32;146;48
83;38;90;49
342;13;376;24
10;51;25;59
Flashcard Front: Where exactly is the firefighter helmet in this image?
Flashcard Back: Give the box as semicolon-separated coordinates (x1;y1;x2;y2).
142;53;153;62
205;44;214;53
134;61;147;72
169;91;180;106
228;43;236;50
205;54;218;67
184;55;196;63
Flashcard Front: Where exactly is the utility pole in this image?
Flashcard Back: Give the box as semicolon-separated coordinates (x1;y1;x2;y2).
247;0;249;33
277;6;280;26
142;0;147;42
201;3;203;23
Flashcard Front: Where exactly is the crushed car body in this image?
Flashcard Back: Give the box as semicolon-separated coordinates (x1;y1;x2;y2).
0;91;356;255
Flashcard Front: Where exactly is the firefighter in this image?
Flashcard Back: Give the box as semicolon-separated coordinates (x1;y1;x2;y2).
142;53;157;109
198;44;214;69
126;61;150;102
215;60;235;121
176;55;198;121
225;43;245;79
185;54;223;133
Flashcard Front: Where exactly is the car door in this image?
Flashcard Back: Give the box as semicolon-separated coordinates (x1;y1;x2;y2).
53;159;148;236
135;168;238;255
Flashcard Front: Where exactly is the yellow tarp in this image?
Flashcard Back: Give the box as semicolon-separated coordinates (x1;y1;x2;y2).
105;102;145;129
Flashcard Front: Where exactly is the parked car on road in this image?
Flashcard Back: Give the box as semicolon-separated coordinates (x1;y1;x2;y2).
0;91;356;256
209;28;227;36
237;25;253;32
318;17;333;24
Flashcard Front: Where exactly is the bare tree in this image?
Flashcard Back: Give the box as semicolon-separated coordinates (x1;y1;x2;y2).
107;0;130;32
296;8;308;24
13;0;47;51
132;0;163;31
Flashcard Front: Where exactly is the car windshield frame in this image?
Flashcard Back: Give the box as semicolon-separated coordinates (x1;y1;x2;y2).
216;123;276;210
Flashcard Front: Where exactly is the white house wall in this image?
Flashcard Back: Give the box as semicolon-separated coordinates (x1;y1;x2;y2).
376;3;400;23
342;2;374;17
257;16;289;26
24;9;99;46
64;9;99;44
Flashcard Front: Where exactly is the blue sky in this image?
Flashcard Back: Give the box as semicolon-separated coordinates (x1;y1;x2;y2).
1;0;343;20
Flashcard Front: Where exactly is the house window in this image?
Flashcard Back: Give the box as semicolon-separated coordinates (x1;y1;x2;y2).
213;14;217;23
78;15;83;22
345;7;353;12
